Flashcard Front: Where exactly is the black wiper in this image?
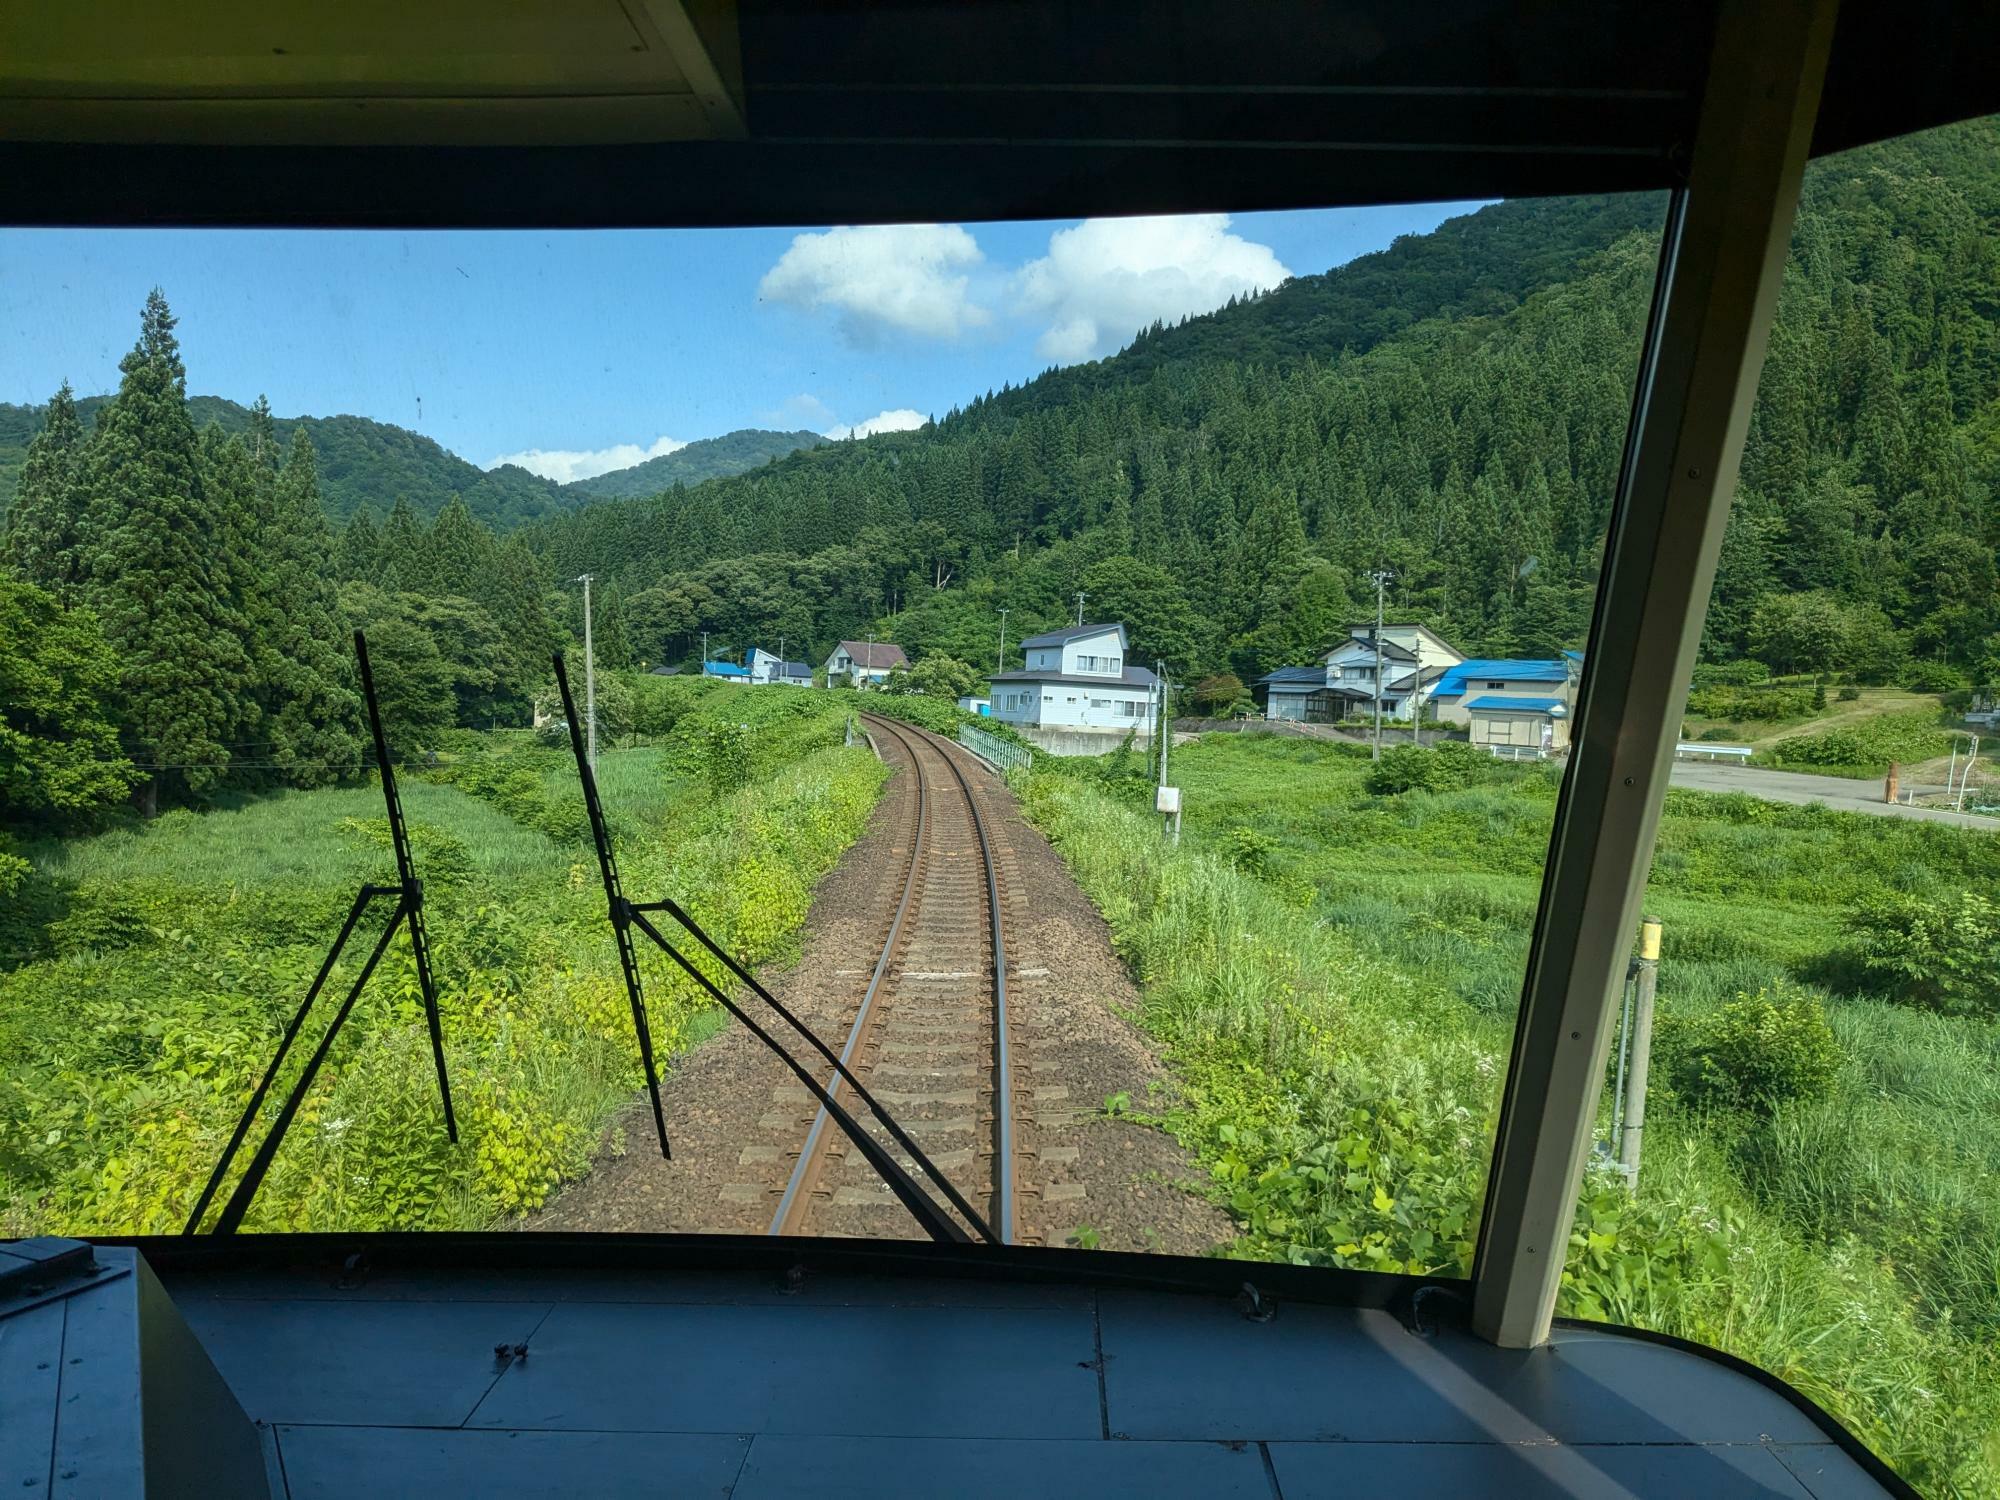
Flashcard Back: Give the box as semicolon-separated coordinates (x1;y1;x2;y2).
186;631;458;1235
551;653;993;1245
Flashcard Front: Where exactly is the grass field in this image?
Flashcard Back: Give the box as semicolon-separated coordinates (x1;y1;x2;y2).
1025;734;2000;1494
0;682;883;1237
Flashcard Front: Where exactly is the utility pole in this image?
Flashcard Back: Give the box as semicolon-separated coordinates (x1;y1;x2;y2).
1155;659;1180;844
997;608;1010;675
700;630;710;676
1368;568;1394;760
1617;917;1663;1183
1074;591;1087;626
574;574;598;775
865;630;875;692
777;634;785;687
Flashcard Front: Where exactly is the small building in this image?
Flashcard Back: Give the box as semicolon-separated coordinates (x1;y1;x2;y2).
1429;659;1573;727
774;660;813;687
825;640;908;687
1465;694;1570;755
746;647;782;684
702;660;750;682
989;623;1158;731
956;695;992;716
1261;624;1463;722
1258;666;1369;723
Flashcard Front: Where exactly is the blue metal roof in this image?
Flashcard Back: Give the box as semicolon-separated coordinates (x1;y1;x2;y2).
703;661;750;677
1466;694;1566;714
1431;659;1568;698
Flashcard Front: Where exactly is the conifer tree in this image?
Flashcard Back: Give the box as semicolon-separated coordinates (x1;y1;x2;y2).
86;290;253;805
264;430;365;785
338;504;383;581
376;496;430;591
3;382;93;608
594;576;632;669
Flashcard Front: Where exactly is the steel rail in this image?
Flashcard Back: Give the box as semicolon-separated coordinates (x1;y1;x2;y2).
774;714;1014;1244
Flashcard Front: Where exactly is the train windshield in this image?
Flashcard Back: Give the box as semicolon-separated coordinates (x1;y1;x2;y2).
5;114;1997;1488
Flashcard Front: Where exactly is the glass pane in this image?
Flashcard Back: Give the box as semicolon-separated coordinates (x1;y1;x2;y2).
1563;114;2000;1496
0;193;1666;1261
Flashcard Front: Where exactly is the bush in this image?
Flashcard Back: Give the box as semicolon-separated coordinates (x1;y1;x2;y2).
1903;660;1965;693
1366;742;1481;795
1844;890;1998;1017
1221;825;1277;876
1668;986;1843;1112
1837;685;1861;701
1771;708;1952;769
1684;685;1814;721
1691;659;1772;688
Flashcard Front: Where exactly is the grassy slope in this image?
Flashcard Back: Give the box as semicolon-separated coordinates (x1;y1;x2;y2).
0;695;884;1237
1025;735;2000;1493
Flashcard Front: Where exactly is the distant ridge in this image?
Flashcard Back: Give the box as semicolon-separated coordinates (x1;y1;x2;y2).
560;428;827;499
0;396;826;531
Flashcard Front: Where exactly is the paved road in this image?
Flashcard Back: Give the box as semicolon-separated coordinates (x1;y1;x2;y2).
1669;760;1993;829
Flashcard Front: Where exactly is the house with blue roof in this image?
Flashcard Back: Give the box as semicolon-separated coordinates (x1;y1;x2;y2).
1430;656;1583;754
702;659;750;681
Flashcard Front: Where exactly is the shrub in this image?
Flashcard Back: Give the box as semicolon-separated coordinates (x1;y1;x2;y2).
1771;709;1952;769
1366;742;1479;795
1669;986;1842;1112
1837;685;1861;701
1903;659;1965;693
1221;825;1277;876
1691;659;1771;688
1684;685;1814;721
1844;890;1998;1017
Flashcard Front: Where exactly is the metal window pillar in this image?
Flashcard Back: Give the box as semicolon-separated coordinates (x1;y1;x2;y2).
1470;0;1838;1349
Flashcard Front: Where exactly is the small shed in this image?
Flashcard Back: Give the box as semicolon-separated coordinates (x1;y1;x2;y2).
1466;695;1570;755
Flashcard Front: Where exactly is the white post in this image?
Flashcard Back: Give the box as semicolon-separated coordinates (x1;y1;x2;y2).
997;608;1009;675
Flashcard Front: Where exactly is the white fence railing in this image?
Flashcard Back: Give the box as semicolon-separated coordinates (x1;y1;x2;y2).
959;724;1032;774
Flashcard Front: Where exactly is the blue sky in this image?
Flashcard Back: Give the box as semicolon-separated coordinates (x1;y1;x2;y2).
0;203;1480;482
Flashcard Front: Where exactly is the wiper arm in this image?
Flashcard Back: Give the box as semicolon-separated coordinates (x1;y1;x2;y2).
551;653;993;1246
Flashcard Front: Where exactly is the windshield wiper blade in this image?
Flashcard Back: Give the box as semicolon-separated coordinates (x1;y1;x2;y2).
552;652;991;1246
186;630;458;1234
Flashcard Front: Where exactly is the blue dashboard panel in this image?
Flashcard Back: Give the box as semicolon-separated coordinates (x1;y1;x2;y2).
1;1248;1893;1500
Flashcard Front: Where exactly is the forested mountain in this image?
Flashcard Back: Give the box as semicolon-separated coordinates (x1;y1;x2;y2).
565;429;827;499
6;114;1997;822
519;115;2000;687
0;399;826;530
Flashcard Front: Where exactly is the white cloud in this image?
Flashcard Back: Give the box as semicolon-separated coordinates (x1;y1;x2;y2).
761;393;838;431
488;435;687;484
826;408;927;441
758;224;990;344
1013;214;1292;363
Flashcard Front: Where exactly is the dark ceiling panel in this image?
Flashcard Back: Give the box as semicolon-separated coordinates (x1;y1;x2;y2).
0;0;1994;229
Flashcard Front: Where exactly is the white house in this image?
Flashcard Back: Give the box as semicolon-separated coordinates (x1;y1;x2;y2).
989;623;1158;731
824;640;908;687
746;647;782;684
1261;624;1464;722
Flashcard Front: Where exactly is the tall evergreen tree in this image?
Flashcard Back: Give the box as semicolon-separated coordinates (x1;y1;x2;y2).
85;290;253;805
265;430;365;785
3;382;93;607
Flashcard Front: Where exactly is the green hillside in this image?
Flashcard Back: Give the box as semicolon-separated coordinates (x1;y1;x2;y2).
520;114;2000;689
563;428;827;499
0;399;824;530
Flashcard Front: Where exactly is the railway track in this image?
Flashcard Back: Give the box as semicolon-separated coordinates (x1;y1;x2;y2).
767;713;1018;1244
